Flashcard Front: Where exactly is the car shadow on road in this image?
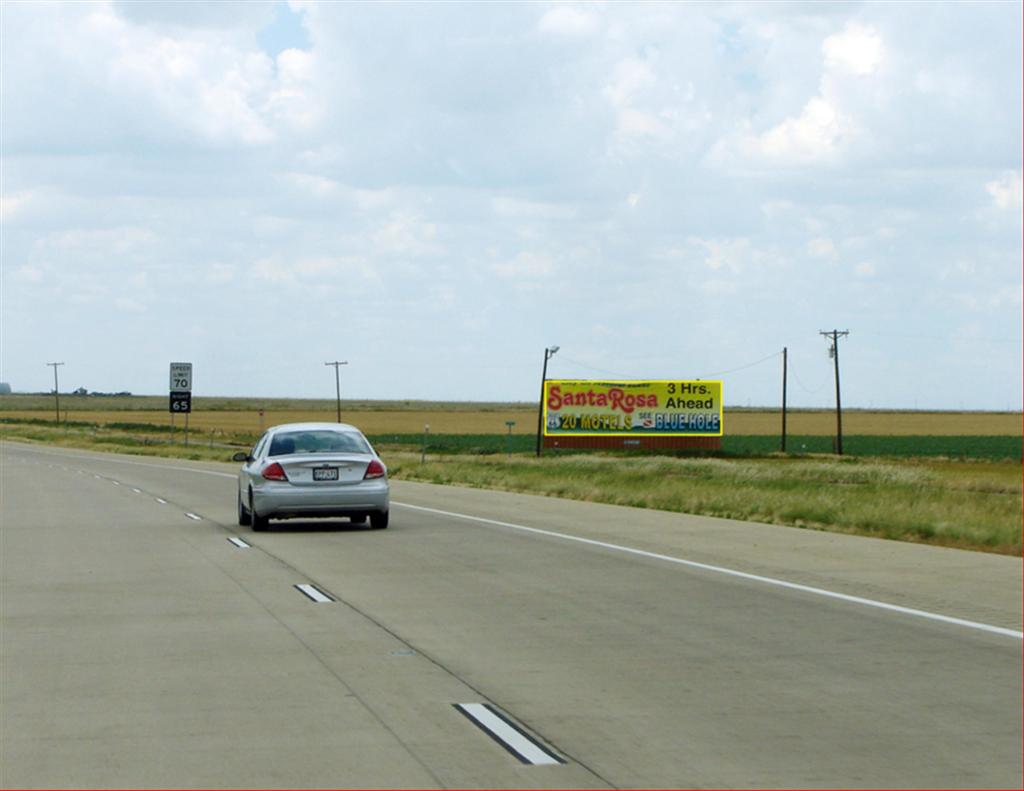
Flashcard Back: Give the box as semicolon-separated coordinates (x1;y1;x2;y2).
258;520;381;534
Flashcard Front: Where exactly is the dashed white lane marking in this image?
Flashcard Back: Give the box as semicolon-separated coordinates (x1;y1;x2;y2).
111;480;121;486
455;703;565;766
155;498;168;505
294;584;334;603
228;537;251;549
395;502;1024;641
131;488;143;494
185;513;202;521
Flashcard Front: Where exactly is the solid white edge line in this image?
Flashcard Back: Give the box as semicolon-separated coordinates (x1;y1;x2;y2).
456;703;562;766
394;501;1024;641
295;583;333;603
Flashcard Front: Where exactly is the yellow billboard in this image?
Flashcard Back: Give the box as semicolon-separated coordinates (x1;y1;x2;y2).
544;380;723;437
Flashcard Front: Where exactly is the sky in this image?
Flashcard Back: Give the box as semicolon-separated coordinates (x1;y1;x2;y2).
1;0;1021;410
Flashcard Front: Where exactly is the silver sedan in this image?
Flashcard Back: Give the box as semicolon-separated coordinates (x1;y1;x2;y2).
234;422;389;531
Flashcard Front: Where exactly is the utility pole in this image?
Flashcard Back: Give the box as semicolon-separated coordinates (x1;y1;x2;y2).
535;345;559;457
46;362;64;423
781;347;788;453
819;330;849;455
324;361;348;423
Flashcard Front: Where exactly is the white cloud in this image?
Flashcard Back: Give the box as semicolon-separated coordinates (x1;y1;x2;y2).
41;227;158;255
264;48;322;132
114;297;146;313
251;255;362;285
602;56;680;149
371;214;441;257
739;97;853;165
98;6;279;146
206;263;237;285
709;23;885;169
492;197;578;221
0;190;33;221
823;24;884;76
491;251;556;279
854;261;877;277
12;265;45;283
538;6;599;37
807;237;839;260
604;57;655;108
285;172;339;197
986;171;1023;212
689;237;756;274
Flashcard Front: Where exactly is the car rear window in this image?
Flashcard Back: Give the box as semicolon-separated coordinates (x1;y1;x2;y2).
268;431;370;456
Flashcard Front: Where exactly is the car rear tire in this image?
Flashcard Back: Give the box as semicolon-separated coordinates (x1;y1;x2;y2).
250;492;269;532
370;510;389;530
238;492;252;526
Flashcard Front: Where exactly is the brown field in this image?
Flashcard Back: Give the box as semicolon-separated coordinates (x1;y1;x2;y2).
1;396;1020;437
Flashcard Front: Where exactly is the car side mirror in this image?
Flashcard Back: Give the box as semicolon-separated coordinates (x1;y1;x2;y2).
232;452;251;462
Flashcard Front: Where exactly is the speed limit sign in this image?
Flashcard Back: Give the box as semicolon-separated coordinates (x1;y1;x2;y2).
169;362;192;392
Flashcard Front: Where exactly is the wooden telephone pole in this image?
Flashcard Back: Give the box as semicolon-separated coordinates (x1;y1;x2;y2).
819;330;849;455
46;362;65;423
324;361;348;423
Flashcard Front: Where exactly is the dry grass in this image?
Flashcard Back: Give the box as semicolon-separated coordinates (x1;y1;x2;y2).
389;452;1022;555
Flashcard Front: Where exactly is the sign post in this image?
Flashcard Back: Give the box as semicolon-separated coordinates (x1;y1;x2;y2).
169;363;193;446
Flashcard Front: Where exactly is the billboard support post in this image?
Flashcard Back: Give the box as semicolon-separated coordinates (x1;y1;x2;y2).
535;346;559;458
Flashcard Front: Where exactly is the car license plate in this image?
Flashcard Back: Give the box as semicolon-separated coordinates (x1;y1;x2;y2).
313;467;339;481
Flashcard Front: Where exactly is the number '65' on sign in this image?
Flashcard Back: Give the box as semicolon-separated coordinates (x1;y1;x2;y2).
169;393;192;414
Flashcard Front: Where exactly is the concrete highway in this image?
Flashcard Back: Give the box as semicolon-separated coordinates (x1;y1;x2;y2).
1;441;1021;789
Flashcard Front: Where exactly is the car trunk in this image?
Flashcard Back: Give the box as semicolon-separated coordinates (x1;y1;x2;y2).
275;454;373;486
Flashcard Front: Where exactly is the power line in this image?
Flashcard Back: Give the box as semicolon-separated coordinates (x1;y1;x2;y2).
558;350;784;380
857;330;1022;345
791;368;830;394
557;355;636;379
698;350;783;378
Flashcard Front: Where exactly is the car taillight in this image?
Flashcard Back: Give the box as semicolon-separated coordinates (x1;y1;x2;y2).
364;459;386;479
262;462;288;481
